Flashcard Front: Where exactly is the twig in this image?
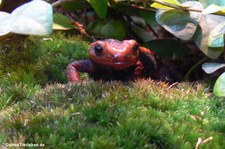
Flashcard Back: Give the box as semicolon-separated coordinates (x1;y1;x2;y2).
184;57;208;81
195;137;213;149
51;0;73;7
151;0;225;16
130;4;156;12
167;82;179;89
202;136;213;144
151;0;202;12
111;0;156;12
195;138;202;149
151;0;186;10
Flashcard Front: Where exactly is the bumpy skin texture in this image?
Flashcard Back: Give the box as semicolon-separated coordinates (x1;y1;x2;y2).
67;39;158;83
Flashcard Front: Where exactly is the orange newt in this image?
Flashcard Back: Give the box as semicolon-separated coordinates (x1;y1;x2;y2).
67;39;172;83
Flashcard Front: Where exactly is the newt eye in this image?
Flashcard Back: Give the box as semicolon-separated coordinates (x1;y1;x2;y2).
132;44;139;55
94;44;104;55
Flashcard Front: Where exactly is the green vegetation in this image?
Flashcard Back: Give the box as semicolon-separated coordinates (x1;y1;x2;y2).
0;33;88;110
0;33;224;148
1;80;225;148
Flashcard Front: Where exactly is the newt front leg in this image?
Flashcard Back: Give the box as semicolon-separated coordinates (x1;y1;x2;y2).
139;46;173;82
66;59;94;83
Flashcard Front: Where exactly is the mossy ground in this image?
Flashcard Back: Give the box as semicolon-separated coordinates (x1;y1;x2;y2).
0;33;224;148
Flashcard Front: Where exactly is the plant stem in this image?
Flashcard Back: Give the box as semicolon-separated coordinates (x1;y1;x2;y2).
184;57;208;81
150;0;225;16
130;4;156;12
151;0;190;11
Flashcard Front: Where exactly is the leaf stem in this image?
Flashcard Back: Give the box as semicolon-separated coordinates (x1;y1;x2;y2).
151;0;187;10
110;0;156;12
151;0;225;16
51;0;73;7
184;57;208;80
151;0;202;12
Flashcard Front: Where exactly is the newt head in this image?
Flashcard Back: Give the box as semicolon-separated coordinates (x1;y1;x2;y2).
89;39;139;70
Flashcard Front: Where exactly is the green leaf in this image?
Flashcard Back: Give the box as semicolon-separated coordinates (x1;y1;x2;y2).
0;12;11;36
87;19;106;36
100;20;127;40
87;19;127;40
151;0;182;9
199;0;225;8
139;10;158;28
156;1;202;40
53;13;73;30
193;14;225;59
145;39;191;60
202;4;225;14
62;0;87;11
213;72;225;97
88;0;108;19
131;24;154;42
208;22;225;48
202;63;225;74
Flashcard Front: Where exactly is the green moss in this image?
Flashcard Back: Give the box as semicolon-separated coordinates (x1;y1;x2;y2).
0;33;88;84
0;81;224;148
0;32;89;109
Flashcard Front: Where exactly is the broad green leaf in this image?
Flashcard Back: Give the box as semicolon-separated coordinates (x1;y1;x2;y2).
100;20;126;40
62;0;87;11
151;0;182;9
178;0;190;3
53;13;73;30
87;19;126;39
193;14;225;59
213;72;225;97
156;1;202;40
0;0;53;36
208;22;225;48
161;0;182;5
87;19;107;36
145;39;191;59
0;12;11;36
88;0;108;18
202;4;225;15
151;3;173;9
199;0;225;8
130;16;146;27
131;24;154;42
202;63;225;74
139;10;158;28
